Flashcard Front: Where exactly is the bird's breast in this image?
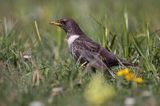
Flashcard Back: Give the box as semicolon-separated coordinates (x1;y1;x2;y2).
67;35;79;48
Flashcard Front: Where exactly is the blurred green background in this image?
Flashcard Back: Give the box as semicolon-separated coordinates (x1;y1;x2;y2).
1;0;160;33
0;0;160;106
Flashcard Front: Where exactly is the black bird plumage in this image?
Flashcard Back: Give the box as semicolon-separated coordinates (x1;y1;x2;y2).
50;18;133;70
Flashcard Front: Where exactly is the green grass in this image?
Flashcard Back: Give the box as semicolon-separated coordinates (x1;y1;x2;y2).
0;0;160;106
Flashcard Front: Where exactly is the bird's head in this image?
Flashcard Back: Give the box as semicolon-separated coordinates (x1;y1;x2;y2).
50;18;84;35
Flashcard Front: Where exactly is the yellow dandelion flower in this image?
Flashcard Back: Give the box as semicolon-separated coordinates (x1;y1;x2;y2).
125;73;134;81
117;68;129;76
133;77;143;83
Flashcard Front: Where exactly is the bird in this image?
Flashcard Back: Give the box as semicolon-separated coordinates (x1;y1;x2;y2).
50;18;133;71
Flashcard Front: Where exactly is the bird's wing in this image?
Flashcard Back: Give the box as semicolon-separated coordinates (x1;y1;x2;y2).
99;48;132;67
72;38;107;69
77;37;121;67
72;37;132;68
80;37;101;52
99;48;119;66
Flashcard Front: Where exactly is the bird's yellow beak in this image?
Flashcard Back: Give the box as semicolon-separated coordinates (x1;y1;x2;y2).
50;20;61;26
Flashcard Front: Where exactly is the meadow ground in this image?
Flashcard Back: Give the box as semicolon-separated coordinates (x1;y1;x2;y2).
0;0;160;106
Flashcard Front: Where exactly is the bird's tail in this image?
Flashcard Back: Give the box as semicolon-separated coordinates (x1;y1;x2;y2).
118;58;139;67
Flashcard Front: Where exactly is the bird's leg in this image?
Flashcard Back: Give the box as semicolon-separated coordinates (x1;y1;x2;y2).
76;55;83;65
105;67;116;79
83;63;93;73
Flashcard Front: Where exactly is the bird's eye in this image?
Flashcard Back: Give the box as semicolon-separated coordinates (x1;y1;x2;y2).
61;20;66;25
